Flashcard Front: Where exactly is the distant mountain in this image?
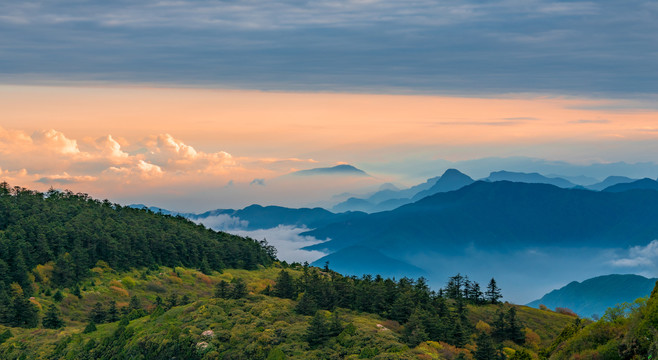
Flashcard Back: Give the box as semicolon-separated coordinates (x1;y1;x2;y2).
411;169;474;201
482;170;576;188
303;181;658;253
331;197;375;213
196;204;366;230
527;274;658;318
311;246;427;279
291;164;369;177
586;176;637;191
603;178;658;193
331;169;473;212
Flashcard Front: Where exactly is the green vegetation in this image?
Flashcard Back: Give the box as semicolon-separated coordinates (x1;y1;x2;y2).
3;182;656;359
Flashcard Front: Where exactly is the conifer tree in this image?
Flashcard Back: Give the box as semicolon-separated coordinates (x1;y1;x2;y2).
403;309;429;347
90;302;106;324
52;290;64;302
505;307;525;344
486;278;502;304
491;309;506;341
11;293;39;328
328;311;344;337
295;293;318;316
306;311;329;347
214;280;229;299
475;332;496;360
165;293;178;309
273;270;295;299
107;300;120;322
42;304;64;329
231;278;248;299
83;322;97;334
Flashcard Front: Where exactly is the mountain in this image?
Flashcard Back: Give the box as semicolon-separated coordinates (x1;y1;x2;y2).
303;181;658;253
330;175;441;212
603;178;658;193
482;170;577;188
585;175;637;191
192;204;366;230
291;164;369;177
311;245;427;279
411;168;475;201
331;197;375;213
527;274;657;318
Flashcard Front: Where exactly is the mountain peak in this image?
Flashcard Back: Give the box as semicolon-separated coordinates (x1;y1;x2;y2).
291;164;369;177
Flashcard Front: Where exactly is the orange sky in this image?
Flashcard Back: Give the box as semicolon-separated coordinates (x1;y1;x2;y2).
1;84;658;209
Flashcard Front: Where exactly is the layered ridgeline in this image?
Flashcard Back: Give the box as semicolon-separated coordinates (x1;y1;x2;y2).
0;182;577;359
527;274;658;319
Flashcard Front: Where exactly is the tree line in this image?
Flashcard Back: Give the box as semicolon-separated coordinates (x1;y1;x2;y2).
267;264;519;349
0;183;276;328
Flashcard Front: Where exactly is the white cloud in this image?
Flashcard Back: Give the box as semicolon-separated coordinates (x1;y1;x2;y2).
194;214;248;230
611;240;658;268
206;224;329;263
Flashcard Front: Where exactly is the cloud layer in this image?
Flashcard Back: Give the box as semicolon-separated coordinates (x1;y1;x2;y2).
1;0;657;95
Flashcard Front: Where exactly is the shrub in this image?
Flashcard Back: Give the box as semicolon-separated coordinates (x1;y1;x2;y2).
110;286;130;297
556;307;578;317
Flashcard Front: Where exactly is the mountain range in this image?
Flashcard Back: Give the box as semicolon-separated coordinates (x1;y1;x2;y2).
527;274;658;318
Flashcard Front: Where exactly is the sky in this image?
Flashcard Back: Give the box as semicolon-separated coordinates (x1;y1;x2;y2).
1;0;658;211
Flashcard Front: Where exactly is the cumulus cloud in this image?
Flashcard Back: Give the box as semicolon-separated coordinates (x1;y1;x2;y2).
611;240;658;268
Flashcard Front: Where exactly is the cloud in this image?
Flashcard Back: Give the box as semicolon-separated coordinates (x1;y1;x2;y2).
193;215;248;231
220;225;329;263
1;0;657;95
569;119;610;124
36;173;97;184
611;240;658;268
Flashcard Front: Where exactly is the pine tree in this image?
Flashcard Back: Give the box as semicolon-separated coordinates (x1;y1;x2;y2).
328;311;343;337
403;309;429;347
52;290;64;302
165;293;178;309
306;311;329;347
200;256;212;275
90;302;106;324
295;293;318;316
214;280;229;299
491;309;506;341
486;278;502;304
231;278;247;299
72;284;82;299
11;291;39;328
475;332;496;360
83;322;97;334
42;304;64;329
505;307;525;344
273;270;295;299
107;300;120;322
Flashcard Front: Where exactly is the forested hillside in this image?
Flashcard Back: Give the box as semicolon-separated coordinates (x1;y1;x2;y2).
1;182;656;359
0;182;274;328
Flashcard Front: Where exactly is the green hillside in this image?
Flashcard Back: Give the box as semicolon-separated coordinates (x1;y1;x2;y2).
0;264;577;359
2;182;655;359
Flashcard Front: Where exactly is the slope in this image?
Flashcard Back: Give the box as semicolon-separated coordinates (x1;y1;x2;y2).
526;274;658;318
